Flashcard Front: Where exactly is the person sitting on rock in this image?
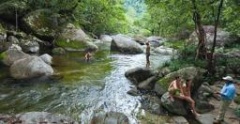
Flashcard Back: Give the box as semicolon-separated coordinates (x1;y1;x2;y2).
168;76;200;117
168;76;182;101
181;79;199;117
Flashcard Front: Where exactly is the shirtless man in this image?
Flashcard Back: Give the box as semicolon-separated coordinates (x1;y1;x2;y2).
168;77;199;117
146;41;150;68
85;51;92;62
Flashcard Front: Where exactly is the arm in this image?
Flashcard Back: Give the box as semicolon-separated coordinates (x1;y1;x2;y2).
187;81;192;96
221;87;235;98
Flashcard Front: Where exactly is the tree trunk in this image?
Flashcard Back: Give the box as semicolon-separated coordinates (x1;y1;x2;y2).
207;0;224;75
191;0;207;60
15;7;18;31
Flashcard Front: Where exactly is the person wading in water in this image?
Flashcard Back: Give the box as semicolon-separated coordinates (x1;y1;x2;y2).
85;51;92;62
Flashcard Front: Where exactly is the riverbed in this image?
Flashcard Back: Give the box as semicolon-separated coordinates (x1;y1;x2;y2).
0;50;171;123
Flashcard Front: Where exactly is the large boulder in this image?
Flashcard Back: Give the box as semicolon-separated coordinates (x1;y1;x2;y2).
133;35;147;45
58;23;88;42
125;67;155;85
100;35;113;44
188;25;239;49
7;36;19;44
10;56;54;79
147;36;166;48
141;95;166;115
157;67;206;97
154;46;177;55
1;44;30;66
161;92;188;116
138;75;159;90
39;54;52;65
214;50;240;76
19;38;40;53
55;23;98;52
111;34;143;54
21;9;59;41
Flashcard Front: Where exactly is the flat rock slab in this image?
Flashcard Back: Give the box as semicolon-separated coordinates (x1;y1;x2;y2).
196;113;214;124
169;116;189;124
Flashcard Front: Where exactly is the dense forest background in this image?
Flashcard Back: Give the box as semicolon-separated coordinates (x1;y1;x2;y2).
1;0;240;37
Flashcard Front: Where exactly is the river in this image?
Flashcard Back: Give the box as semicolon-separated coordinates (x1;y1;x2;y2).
0;50;171;123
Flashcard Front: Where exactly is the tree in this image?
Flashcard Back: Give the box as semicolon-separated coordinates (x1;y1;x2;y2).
191;0;207;60
74;0;129;36
207;0;224;75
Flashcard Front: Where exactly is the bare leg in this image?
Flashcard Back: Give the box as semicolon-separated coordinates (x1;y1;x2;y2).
175;96;199;117
146;55;150;68
185;97;200;117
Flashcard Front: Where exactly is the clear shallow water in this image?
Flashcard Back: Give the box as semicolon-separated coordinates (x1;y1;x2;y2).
0;51;171;123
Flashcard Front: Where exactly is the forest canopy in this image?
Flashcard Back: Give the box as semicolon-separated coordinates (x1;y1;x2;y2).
0;0;239;37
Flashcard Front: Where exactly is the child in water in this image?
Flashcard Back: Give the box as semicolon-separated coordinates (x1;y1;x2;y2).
85;51;92;62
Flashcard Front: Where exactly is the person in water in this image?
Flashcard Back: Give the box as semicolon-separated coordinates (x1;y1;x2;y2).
168;76;199;117
145;41;150;68
85;51;92;62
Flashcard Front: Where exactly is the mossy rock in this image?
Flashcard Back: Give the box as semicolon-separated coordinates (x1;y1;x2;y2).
55;38;98;51
157;72;178;90
22;9;59;40
157;67;206;91
55;39;85;49
0;52;6;60
52;47;66;55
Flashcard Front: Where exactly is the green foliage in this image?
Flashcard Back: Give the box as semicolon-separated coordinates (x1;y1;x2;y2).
0;0;130;36
74;0;129;36
143;0;195;36
179;44;197;58
26;0;78;12
222;0;240;34
157;76;172;90
143;0;240;37
163;40;185;50
161;40;206;72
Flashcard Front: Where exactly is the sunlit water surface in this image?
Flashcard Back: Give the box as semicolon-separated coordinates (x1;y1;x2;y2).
0;51;171;123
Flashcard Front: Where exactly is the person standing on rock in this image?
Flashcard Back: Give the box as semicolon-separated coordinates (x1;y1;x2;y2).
214;76;236;124
145;41;150;68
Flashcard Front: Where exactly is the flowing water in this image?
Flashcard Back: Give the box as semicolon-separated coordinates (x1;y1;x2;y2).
0;50;171;123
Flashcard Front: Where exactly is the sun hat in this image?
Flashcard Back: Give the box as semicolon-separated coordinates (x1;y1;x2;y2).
222;76;234;81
